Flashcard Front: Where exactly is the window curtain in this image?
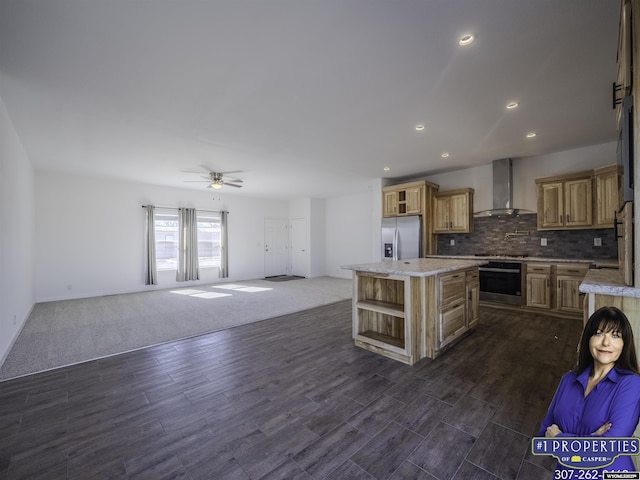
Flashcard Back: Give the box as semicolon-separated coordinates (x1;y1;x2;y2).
144;205;158;285
177;208;200;282
219;210;229;278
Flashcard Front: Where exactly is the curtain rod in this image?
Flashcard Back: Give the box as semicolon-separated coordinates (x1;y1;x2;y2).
141;205;228;214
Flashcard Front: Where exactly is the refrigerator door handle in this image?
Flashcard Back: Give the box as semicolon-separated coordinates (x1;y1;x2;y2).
393;228;399;261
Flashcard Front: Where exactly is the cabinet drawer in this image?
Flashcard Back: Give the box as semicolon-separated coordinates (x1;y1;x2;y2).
555;264;589;277
526;264;551;274
439;273;466;306
465;268;479;283
439;303;466;347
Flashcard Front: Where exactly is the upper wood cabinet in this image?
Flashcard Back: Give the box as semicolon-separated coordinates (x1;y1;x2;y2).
536;174;592;230
564;177;593;227
594;164;623;228
382;180;440;256
382;181;428;217
383;190;399;216
433;188;474;234
536;166;621;231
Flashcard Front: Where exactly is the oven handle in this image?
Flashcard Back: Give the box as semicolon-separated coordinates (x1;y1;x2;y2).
479;267;521;274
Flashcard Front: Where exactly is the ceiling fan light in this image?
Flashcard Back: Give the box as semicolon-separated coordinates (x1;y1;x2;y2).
211;182;223;189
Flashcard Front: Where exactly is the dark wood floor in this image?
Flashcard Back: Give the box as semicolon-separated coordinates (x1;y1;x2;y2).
0;300;582;480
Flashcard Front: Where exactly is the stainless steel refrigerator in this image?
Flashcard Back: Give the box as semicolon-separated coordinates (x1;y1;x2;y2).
381;216;421;261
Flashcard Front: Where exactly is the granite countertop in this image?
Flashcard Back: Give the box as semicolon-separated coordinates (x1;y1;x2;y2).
341;258;487;277
580;268;640;298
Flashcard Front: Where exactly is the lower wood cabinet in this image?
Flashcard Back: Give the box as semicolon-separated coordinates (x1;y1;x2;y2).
525;263;588;314
351;266;479;364
525;264;551;309
555;264;589;313
437;271;467;350
466;269;480;329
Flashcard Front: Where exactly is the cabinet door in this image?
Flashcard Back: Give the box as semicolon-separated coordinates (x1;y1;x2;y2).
594;169;621;228
538;182;564;229
466;281;479;329
405;186;422;214
438;303;466;348
383;191;397;217
526;273;551;309
564;178;592;227
449;193;470;232
433;196;451;232
556;276;584;313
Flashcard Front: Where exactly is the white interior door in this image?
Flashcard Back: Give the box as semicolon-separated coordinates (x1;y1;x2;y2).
290;217;307;277
264;218;289;277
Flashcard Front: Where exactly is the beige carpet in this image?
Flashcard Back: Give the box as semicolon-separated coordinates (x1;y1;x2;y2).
0;276;352;381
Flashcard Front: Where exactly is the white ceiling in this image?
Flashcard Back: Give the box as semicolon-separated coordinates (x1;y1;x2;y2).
0;0;621;200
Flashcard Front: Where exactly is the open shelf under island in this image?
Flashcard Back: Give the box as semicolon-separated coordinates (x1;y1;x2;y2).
342;258;487;365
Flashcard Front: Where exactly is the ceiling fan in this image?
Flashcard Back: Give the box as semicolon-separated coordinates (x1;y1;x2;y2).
185;171;243;189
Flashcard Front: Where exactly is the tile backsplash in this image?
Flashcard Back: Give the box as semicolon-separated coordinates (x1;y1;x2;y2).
436;213;617;260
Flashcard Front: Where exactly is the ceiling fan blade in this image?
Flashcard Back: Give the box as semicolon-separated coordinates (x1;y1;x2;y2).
184;180;210;183
223;182;243;188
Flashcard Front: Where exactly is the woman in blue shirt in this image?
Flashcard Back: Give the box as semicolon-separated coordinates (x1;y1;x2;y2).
538;306;640;476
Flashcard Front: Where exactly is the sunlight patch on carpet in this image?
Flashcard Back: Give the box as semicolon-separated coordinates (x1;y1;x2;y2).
191;292;233;299
213;284;273;293
170;289;207;295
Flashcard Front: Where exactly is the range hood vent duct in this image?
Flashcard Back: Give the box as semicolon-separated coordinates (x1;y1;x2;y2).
474;158;534;217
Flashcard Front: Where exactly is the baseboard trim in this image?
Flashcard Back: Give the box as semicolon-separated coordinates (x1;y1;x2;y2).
0;302;34;371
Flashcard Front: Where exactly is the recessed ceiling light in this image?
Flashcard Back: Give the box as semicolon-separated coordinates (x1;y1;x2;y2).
506;102;519;109
459;34;474;46
526;132;537;138
415;124;425;131
383;166;390;171
441;153;450;158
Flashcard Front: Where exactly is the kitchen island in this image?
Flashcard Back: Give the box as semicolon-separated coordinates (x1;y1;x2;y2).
342;258;486;365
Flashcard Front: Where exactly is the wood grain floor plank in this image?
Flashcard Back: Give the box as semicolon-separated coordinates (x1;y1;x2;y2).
0;301;582;479
350;421;424;480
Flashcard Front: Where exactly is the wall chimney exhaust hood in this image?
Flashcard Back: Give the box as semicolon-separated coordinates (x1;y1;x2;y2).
474;158;534;217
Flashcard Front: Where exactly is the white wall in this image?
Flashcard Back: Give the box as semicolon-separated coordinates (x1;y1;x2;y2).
0;95;35;365
425;142;618;212
28;142;622;302
34;171;289;301
325;186;380;279
309;198;326;278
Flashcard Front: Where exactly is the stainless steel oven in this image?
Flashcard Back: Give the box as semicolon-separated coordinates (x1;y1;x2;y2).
479;261;523;305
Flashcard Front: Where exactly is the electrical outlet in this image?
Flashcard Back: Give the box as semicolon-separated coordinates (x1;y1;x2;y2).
450;239;455;246
594;238;602;247
540;238;547;246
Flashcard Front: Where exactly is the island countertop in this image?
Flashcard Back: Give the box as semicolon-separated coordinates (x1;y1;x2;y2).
580;268;640;299
341;258;487;277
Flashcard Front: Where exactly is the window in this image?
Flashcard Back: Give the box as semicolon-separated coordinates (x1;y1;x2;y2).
154;209;221;271
155;210;178;271
196;211;221;268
